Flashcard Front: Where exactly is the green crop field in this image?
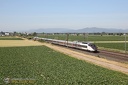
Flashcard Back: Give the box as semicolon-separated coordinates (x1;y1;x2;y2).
0;37;23;40
37;34;128;52
38;35;128;41
95;43;128;51
0;46;128;85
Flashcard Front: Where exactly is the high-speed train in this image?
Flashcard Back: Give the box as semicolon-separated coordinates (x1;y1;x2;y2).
33;37;97;52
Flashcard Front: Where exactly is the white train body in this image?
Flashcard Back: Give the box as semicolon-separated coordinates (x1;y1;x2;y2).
33;37;97;52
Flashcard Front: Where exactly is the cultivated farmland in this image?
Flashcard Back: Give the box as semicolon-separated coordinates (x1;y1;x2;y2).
38;35;128;41
0;38;42;47
95;43;128;51
38;34;128;52
0;46;128;85
0;36;23;40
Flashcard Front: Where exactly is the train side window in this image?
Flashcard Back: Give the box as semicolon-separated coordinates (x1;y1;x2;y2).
79;45;87;48
83;46;87;48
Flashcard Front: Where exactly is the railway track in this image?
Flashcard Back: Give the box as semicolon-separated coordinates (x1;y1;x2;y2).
98;49;128;63
55;45;128;63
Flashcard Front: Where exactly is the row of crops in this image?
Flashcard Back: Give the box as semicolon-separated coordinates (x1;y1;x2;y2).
0;46;128;85
1;35;127;51
0;36;23;40
95;43;128;51
38;35;128;41
37;35;128;51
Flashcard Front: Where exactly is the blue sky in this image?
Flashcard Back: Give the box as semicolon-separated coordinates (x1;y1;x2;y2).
0;0;128;31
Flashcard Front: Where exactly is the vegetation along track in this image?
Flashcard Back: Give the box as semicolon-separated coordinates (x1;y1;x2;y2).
75;48;128;63
98;49;128;63
53;44;128;63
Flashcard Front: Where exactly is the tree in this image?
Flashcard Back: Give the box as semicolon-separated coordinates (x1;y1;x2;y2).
33;32;37;36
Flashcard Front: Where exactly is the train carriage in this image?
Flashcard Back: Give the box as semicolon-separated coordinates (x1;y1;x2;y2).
33;37;97;52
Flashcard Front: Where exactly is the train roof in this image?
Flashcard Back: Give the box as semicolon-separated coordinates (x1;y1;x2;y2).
40;37;94;44
82;42;92;44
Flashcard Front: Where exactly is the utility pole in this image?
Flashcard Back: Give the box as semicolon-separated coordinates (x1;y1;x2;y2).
66;33;69;47
87;33;88;41
124;33;127;54
83;33;85;41
83;33;88;42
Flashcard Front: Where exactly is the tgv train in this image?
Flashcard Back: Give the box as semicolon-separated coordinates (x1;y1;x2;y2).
33;37;97;52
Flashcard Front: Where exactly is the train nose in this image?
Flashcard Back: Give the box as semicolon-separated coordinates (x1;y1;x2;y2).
92;46;97;52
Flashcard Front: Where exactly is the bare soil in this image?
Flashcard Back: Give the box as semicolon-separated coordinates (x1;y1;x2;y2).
0;39;42;47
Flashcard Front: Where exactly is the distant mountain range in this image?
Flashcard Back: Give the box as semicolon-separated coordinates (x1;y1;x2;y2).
28;28;69;33
28;27;128;33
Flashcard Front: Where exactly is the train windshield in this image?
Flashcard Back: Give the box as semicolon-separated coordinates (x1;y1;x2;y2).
88;43;96;47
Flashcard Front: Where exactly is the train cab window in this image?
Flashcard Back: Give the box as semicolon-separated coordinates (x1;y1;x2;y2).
88;43;96;47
